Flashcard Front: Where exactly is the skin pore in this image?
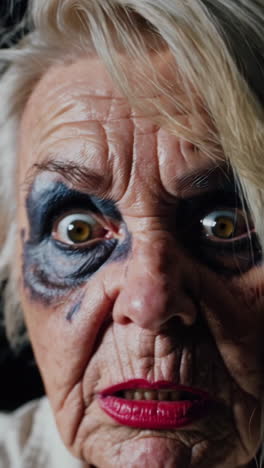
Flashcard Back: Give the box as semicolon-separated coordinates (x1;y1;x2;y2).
16;55;264;467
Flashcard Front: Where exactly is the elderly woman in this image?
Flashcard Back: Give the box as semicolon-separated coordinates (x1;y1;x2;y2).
0;0;264;467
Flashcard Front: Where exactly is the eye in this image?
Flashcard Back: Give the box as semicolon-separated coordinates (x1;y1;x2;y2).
52;212;108;245
201;209;252;242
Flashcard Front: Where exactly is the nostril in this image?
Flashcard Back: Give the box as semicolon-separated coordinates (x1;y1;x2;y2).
112;239;197;331
112;282;198;331
164;315;183;328
117;316;131;326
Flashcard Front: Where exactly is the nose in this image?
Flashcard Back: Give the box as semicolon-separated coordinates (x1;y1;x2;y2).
112;236;198;331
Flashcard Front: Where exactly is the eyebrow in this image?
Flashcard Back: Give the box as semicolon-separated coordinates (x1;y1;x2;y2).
25;159;235;198
26;159;112;197
175;164;235;196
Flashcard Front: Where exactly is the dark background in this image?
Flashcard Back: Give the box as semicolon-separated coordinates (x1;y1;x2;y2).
0;322;44;411
0;0;44;411
0;0;28;47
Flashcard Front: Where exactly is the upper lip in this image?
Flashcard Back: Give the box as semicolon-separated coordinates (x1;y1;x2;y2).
100;379;212;399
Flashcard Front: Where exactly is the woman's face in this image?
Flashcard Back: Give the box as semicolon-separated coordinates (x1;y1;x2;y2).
16;56;264;468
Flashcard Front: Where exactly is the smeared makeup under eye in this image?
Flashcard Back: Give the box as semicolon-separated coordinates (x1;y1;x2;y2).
23;181;131;302
22;175;262;305
178;191;262;275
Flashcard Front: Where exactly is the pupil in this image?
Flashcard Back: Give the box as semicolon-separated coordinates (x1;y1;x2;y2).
214;217;234;238
67;221;91;242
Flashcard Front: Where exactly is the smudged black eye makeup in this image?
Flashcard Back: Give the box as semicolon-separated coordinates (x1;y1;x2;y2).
23;181;130;302
178;191;262;275
26;182;122;243
23;174;262;305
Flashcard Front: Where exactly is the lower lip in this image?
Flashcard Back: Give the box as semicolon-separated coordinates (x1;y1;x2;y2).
99;396;213;430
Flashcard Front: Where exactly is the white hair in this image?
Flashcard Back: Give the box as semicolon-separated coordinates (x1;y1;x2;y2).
1;0;264;463
1;1;264;433
0;0;263;331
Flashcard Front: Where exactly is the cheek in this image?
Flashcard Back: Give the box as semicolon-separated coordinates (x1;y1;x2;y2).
202;265;264;327
19;268;114;407
230;268;264;321
237;282;264;309
200;266;264;398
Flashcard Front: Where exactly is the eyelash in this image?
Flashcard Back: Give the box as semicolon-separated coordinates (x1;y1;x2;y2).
176;193;262;273
48;196;250;248
200;209;252;243
40;199;98;241
57;238;117;276
33;185;261;281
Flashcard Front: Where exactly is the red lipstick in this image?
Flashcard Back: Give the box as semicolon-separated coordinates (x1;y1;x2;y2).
99;380;214;430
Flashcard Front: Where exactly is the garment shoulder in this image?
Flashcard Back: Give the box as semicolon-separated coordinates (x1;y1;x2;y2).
0;398;84;468
0;399;43;468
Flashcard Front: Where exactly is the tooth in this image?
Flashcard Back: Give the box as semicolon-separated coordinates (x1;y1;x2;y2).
171;391;181;400
134;391;143;400
144;391;156;400
124;391;133;400
123;389;184;401
158;391;169;401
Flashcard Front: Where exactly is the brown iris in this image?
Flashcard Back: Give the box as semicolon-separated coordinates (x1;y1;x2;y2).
201;209;250;242
67;220;92;243
212;216;235;239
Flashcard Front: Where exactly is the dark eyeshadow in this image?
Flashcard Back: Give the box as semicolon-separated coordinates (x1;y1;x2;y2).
23;180;132;306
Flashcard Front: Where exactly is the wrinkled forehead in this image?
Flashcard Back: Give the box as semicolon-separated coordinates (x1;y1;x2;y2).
20;53;199;154
19;54;219;202
21;53;179;127
20;58;130;146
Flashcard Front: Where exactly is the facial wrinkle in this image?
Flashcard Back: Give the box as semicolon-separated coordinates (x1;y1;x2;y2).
125;328;183;383
154;342;176;384
23;181;132;305
30;101;78;154
120;116;137;203
17;55;264;468
110;325;127;383
119;124;162;210
66;300;83;322
37;103;78;143
37;120;109;161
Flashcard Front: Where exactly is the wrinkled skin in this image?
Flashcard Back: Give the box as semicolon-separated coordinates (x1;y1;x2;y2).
16;56;264;467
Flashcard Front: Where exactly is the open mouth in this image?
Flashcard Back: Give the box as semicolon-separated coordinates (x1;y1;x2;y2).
114;389;201;401
99;380;214;430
